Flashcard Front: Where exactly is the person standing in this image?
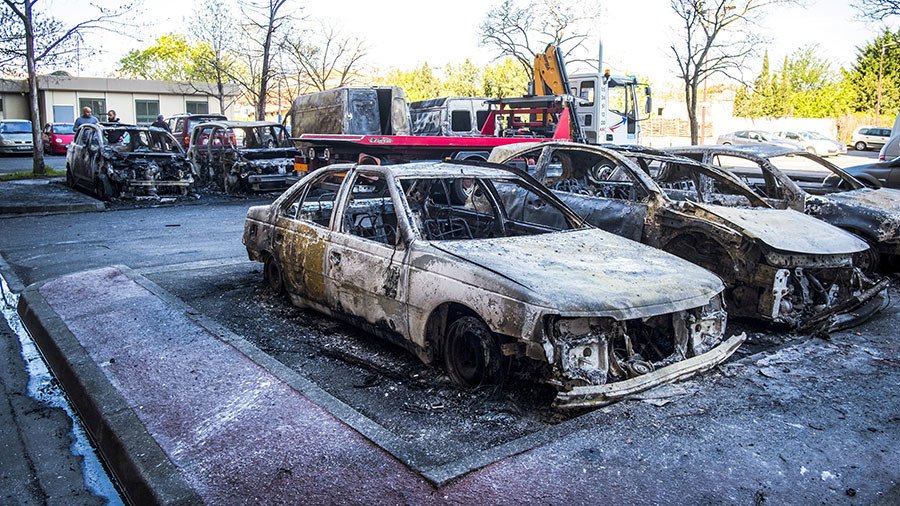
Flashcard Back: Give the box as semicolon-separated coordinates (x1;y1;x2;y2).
151;114;170;132
74;107;99;129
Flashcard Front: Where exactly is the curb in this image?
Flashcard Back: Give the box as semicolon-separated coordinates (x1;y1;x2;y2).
0;201;105;216
17;280;200;506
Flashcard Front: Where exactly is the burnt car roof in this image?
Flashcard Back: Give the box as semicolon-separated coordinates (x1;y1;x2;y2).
667;144;802;158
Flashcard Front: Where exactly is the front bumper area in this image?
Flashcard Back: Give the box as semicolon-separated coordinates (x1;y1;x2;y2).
554;333;746;409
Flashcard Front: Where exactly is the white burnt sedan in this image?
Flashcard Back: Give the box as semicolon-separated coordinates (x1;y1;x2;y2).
242;161;744;408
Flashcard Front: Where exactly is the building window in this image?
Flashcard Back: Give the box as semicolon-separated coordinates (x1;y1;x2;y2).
135;100;160;125
78;98;105;116
186;101;209;114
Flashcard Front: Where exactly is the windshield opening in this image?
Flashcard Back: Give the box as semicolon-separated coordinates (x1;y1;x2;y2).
400;176;581;241
107;129;182;153
767;154;863;195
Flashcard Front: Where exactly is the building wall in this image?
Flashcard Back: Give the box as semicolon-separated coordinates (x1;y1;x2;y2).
0;92;29;120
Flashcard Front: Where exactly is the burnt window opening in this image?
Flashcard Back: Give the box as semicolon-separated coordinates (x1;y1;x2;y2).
342;172;399;246
285;172;343;227
451;111;472;132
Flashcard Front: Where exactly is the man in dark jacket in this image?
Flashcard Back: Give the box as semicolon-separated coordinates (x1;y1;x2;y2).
151;114;170;132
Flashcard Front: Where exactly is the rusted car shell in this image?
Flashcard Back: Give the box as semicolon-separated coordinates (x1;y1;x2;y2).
489;142;887;331
244;162;745;407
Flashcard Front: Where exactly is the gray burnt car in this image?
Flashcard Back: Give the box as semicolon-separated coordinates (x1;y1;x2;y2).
489;142;888;331
66;123;193;199
188;121;300;193
242;161;745;408
670;145;900;270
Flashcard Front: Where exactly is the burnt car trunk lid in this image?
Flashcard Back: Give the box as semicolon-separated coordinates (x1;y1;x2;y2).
430;229;724;319
693;203;869;255
823;188;900;212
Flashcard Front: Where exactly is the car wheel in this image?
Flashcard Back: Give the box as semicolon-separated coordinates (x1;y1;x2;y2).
95;175;116;201
263;255;285;295
853;243;880;275
443;316;505;387
855;141;867;151
449;178;475;205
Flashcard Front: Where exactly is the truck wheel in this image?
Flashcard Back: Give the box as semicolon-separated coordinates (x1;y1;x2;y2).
263;255;285;295
443;316;504;387
854;141;867;151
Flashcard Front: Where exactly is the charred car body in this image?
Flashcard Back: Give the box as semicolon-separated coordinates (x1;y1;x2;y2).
669;145;900;270
243;161;745;408
66;123;193;200
188;121;300;193
489;143;887;331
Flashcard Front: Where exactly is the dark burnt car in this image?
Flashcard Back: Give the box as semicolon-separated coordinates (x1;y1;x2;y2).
66;123;193;200
843;156;900;189
166;113;228;149
187;121;300;193
669;145;900;270
489;142;888;331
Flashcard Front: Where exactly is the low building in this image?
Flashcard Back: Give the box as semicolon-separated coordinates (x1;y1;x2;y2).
0;75;239;126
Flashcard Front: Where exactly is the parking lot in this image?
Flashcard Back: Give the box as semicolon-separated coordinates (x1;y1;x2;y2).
0;184;898;502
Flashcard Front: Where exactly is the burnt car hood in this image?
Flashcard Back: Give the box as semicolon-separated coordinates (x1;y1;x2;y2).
691;203;868;255
824;188;900;211
430;229;723;319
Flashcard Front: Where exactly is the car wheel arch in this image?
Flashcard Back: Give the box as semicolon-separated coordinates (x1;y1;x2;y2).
423;301;494;364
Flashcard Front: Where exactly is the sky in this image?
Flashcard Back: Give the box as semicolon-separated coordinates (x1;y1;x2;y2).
42;0;896;88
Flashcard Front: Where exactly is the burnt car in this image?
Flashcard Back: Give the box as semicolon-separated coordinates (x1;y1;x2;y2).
166;113;228;148
188;121;300;193
66;123;193;200
843;156;900;189
489;142;888;331
669;145;900;270
243;161;745;408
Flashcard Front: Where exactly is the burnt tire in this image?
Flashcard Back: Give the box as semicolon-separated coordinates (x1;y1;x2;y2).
263;255;285;295
443;316;504;387
449;178;475;205
94;175;116;201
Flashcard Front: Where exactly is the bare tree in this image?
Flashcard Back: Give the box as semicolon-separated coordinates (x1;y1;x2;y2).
854;0;900;20
0;1;128;175
478;0;598;82
188;0;240;115
234;0;291;121
669;0;791;144
282;24;367;93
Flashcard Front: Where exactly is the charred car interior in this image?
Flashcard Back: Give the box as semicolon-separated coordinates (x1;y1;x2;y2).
489;143;888;331
243;162;745;408
188;121;301;193
66;123;194;200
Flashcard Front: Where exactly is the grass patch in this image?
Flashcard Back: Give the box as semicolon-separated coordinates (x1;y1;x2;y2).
0;169;67;181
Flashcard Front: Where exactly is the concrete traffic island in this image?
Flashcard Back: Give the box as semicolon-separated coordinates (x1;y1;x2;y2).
15;265;900;504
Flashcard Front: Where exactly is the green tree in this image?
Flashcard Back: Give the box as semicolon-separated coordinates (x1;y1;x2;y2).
382;63;442;102
118;33;213;81
482;57;528;98
443;59;482;97
846;28;900;120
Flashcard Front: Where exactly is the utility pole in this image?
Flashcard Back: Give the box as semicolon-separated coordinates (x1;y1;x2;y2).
876;40;897;127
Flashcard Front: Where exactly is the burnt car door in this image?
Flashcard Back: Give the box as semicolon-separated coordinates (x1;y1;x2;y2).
324;169;409;336
532;146;649;241
69;127;87;183
708;153;795;209
274;171;342;305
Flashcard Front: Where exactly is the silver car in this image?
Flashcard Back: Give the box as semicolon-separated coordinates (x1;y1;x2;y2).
878;134;899;162
851;127;892;151
0;119;34;154
716;130;802;149
772;130;846;157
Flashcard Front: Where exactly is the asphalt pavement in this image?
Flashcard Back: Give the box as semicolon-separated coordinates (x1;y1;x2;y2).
0;194;898;503
0;154;66;175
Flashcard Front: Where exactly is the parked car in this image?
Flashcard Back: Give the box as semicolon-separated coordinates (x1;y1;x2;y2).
166;113;227;149
66;123;194;200
187;121;300;193
843;156;900;189
716;130;803;149
41;123;75;155
669;145;900;271
243;161;745;408
851;126;891;151
772;130;846;157
878;133;900;161
0;119;34;154
489;142;887;331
